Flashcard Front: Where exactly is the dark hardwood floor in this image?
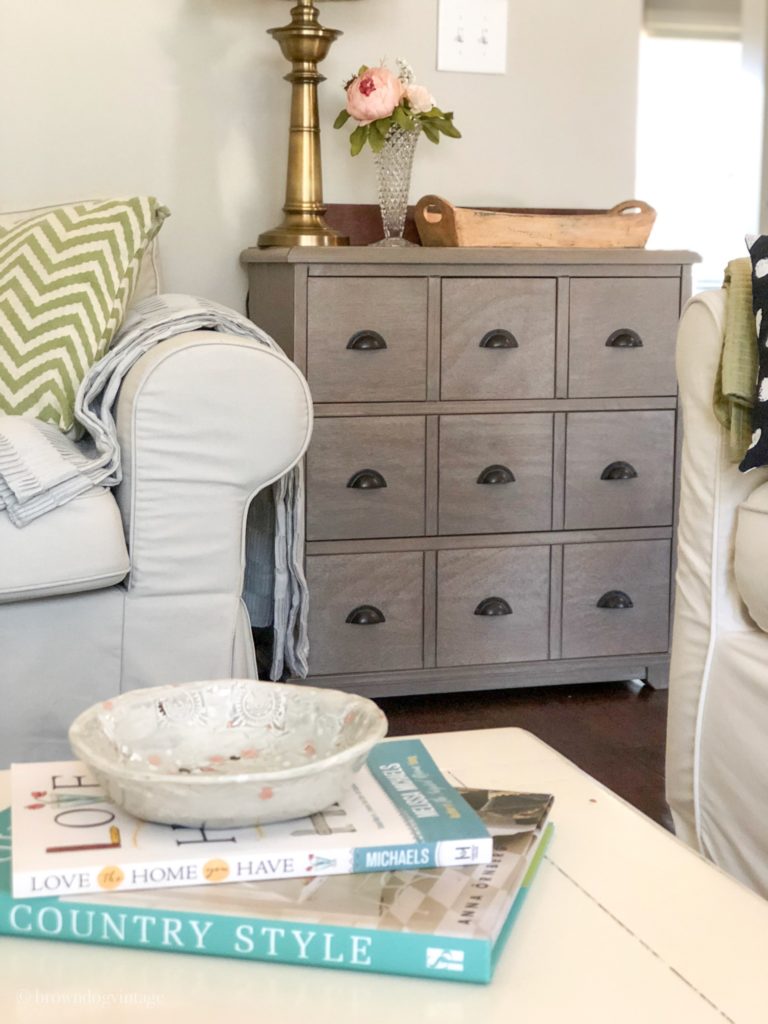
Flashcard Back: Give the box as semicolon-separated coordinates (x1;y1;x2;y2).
375;679;672;831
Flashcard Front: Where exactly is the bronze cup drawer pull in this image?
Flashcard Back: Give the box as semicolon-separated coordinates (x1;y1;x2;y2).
605;328;643;349
474;596;513;617
479;328;518;349
477;464;516;485
596;590;634;610
600;460;638;481
347;330;387;351
346;604;386;625
347;469;388;490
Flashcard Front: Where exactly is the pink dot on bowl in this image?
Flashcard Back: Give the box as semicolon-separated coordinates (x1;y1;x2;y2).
209;755;225;764
304;743;316;756
148;755;162;766
260;786;274;800
241;748;259;759
102;701;114;711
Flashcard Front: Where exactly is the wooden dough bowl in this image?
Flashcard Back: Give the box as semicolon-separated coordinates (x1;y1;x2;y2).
414;195;656;248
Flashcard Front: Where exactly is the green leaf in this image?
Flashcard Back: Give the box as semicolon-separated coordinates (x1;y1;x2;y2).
357;65;369;76
333;109;351;130
373;116;394;138
436;120;462;139
350;124;369;156
422;122;440;145
394;105;414;131
367;120;386;152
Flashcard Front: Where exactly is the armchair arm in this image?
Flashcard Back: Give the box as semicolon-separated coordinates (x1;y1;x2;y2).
109;329;312;686
113;329;312;598
668;291;768;847
673;292;756;634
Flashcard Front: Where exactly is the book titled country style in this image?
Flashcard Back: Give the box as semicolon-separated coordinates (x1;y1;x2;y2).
10;739;493;899
0;789;554;984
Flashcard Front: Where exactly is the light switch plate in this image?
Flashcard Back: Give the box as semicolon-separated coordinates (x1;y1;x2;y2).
437;0;508;75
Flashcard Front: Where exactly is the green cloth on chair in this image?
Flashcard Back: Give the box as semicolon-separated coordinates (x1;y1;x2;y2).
714;257;757;462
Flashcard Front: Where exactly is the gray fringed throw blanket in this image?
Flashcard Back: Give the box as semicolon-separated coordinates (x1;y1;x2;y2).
0;293;308;680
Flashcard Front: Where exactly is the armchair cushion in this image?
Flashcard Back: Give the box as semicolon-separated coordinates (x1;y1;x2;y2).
0;485;129;602
0;197;168;431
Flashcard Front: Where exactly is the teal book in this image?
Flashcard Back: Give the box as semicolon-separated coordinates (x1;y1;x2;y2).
0;790;553;984
10;739;492;898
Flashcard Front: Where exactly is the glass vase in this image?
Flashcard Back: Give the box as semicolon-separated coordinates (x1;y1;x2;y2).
373;125;420;247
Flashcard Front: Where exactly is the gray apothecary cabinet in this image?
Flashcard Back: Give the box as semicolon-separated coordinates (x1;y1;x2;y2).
243;245;697;696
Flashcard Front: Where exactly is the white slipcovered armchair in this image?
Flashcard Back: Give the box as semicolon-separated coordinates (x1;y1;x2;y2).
667;286;768;897
0;216;312;767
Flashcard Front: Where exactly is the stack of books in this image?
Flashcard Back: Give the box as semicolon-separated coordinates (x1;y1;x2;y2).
0;738;553;984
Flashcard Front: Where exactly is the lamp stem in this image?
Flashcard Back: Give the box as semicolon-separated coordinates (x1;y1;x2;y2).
258;1;348;247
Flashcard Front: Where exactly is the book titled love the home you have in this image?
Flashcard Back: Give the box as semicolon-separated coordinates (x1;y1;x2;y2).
10;739;492;898
0;788;554;983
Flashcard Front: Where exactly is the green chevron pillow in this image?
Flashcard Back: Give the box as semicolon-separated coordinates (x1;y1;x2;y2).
0;196;169;432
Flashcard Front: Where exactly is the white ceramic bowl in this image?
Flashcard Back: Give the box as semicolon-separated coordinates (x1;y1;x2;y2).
68;679;388;827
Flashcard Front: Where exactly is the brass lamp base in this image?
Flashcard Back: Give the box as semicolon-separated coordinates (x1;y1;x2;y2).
259;213;347;249
259;1;349;248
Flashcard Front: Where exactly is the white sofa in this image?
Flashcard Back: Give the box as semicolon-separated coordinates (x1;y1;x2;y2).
667;286;768;897
0;233;313;768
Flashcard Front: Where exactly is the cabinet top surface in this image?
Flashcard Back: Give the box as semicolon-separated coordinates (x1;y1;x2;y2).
241;245;700;267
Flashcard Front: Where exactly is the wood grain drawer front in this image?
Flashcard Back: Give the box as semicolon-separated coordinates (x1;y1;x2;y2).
568;278;680;397
307;417;426;540
439;414;553;535
306;277;428;402
436;546;550;667
441;278;556;400
561;540;671;658
306;552;423;675
564;411;675;529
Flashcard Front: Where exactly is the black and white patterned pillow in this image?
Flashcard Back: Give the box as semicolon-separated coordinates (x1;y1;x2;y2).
739;234;768;471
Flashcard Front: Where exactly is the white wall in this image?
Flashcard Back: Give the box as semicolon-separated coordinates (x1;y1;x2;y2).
742;0;768;230
0;0;642;312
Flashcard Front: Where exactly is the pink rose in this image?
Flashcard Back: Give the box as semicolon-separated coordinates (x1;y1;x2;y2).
404;84;435;115
345;67;405;124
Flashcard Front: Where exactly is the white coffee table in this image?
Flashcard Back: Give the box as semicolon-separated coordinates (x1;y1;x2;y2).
2;727;767;1023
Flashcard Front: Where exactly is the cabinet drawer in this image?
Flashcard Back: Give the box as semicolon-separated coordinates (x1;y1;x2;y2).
306;417;425;540
564;411;675;529
561;540;670;658
439;414;553;535
568;278;679;397
307;552;423;675
436;546;550;667
441;278;556;400
307;277;428;402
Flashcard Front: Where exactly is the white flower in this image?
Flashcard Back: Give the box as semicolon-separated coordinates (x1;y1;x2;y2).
405;83;435;114
396;57;415;84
